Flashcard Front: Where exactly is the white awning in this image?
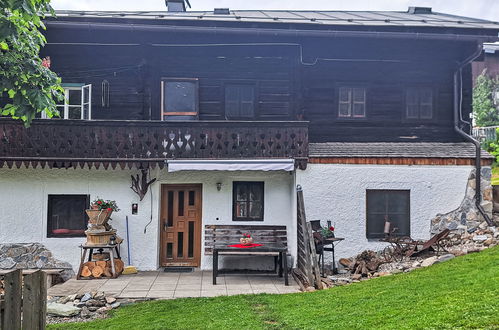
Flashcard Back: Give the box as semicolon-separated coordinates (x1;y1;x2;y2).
167;159;295;172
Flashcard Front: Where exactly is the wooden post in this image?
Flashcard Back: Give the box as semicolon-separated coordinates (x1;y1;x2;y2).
307;222;323;290
3;269;22;330
22;271;47;330
296;186;314;285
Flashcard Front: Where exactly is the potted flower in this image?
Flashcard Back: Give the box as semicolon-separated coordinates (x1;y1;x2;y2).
86;198;120;229
240;233;254;246
321;225;335;238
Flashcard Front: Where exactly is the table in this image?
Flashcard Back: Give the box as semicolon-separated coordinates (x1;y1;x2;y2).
320;237;344;276
77;243;122;280
212;243;289;286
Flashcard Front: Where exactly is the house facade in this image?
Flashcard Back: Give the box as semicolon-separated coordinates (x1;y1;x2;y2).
1;4;498;271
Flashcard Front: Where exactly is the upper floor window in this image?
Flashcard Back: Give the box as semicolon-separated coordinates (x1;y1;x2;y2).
41;83;92;120
47;194;89;238
233;181;264;221
366;190;410;239
161;78;199;120
406;87;433;120
225;84;256;119
338;87;366;118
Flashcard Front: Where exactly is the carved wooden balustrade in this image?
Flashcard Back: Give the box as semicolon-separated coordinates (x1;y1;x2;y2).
0;119;308;169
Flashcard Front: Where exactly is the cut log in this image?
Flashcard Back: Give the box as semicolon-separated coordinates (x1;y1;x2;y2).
96;261;107;269
103;267;113;278
81;266;92;278
84;261;96;271
91;266;104;278
113;259;124;274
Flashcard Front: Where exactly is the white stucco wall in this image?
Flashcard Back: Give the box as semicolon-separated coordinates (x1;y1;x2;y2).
0;167;295;271
296;164;474;262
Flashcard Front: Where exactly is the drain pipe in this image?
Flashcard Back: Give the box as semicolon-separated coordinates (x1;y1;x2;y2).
453;43;494;226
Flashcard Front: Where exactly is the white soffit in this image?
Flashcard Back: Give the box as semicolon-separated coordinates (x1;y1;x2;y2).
167;159;295;172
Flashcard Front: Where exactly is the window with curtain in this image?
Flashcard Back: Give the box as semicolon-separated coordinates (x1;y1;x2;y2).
338;87;366;118
406;87;433;119
233;182;264;221
47;195;89;238
366;190;410;239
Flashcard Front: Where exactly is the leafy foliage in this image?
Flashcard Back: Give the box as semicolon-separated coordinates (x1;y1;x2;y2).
481;127;499;164
0;0;63;125
473;71;499;127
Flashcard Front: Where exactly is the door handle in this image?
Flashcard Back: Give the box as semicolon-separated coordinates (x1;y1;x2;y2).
163;221;168;231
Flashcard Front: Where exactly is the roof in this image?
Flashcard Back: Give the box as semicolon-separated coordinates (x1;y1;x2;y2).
52;9;499;30
309;142;494;159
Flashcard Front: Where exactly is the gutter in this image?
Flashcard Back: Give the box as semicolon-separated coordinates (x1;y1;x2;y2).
453;43;494;226
44;21;499;43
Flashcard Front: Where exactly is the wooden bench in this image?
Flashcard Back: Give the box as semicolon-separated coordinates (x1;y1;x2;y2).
204;225;288;270
205;225;288;254
0;269;66;288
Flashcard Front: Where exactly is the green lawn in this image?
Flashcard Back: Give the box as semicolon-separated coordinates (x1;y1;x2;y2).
492;167;499;186
50;247;499;330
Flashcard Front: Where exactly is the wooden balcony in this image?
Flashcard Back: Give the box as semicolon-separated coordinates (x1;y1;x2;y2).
0;119;308;170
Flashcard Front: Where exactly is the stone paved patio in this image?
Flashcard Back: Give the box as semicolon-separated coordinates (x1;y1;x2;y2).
48;271;301;299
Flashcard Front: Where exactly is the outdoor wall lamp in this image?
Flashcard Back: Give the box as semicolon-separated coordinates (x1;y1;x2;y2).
216;182;223;191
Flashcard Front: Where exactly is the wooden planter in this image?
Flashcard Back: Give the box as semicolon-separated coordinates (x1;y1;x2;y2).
86;209;113;227
85;229;116;246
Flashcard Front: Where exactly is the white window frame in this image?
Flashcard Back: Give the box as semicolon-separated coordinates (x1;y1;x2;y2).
338;87;366;118
42;84;92;120
406;87;433;120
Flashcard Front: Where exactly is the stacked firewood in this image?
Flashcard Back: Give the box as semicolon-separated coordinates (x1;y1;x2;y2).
80;259;124;278
344;250;384;276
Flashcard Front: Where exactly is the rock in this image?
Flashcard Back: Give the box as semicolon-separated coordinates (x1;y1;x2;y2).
484;238;494;246
328;276;352;283
85;299;105;307
110;302;120;309
88;306;99;312
105;296;117;304
378;272;392;277
94;292;105;300
57;296;71;304
67;294;77;302
97;306;112;314
305;286;316;292
473;235;488;242
80;307;91;318
421;256;438;267
435;254;455;263
391;269;403;274
80;293;92;303
338;258;352;267
351;274;362;280
411;261;421;268
74;302;86;308
47;303;81;317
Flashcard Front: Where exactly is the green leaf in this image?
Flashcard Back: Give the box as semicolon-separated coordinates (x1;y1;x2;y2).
7;89;16;98
0;41;8;50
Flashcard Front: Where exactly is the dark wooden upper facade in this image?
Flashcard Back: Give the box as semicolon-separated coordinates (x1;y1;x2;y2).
1;9;498;168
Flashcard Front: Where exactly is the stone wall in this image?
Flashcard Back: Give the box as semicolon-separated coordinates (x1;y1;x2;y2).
431;167;493;234
0;243;74;280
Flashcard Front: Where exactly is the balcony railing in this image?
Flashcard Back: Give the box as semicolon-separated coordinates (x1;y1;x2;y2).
0;119;308;170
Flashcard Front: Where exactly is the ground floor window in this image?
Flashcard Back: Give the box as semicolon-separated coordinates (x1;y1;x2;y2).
233;182;264;221
366;190;410;239
47;195;89;238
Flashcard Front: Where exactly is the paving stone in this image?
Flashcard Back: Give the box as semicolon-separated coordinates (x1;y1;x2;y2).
174;290;201;298
146;291;175;299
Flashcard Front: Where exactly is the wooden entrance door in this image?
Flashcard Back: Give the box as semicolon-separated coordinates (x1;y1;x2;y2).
160;184;202;267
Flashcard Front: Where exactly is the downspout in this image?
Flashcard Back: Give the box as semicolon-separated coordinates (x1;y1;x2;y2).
453;43;494;226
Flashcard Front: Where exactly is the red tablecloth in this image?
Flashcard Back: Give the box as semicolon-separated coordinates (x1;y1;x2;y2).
227;243;263;248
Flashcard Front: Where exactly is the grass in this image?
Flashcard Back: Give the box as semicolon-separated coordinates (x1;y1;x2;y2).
50;247;499;330
492;167;499;186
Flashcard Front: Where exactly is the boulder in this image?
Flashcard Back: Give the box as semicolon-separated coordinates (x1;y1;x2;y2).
435;254;455;264
105;296;117;304
421;256;438;267
47;303;81;317
472;235;488;242
80;292;92;303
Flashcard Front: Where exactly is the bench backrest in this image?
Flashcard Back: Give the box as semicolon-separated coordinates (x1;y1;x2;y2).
204;225;287;254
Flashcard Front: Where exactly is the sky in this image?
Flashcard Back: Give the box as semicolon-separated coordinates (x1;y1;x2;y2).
51;0;499;22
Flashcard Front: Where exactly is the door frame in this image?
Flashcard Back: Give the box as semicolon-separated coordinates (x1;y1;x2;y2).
159;184;203;267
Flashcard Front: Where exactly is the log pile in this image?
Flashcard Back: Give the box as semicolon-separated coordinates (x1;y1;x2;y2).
344;250;384;277
80;259;124;279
